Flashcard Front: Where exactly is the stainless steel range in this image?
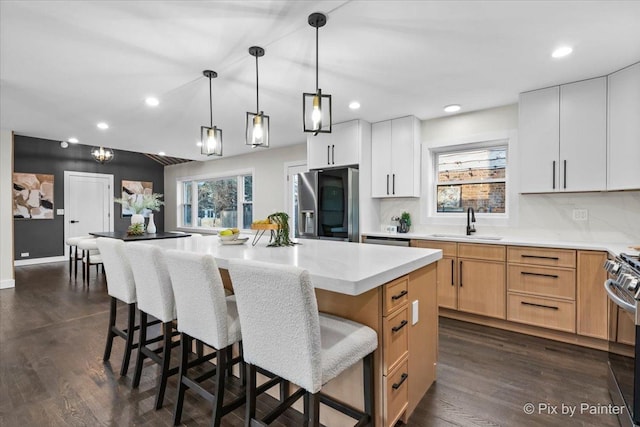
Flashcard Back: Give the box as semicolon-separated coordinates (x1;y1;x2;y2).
605;253;640;427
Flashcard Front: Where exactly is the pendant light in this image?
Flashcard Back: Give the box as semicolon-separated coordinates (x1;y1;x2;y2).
246;46;269;148
201;70;223;156
303;12;332;135
91;146;114;164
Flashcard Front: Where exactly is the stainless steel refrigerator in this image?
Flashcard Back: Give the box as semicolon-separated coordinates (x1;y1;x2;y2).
297;167;359;242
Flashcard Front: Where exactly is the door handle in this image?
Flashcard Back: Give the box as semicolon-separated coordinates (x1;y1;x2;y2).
392;174;395;195
331;145;335;165
70;220;79;223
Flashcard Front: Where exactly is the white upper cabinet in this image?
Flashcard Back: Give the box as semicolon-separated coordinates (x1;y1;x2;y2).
307;120;361;170
608;62;640;190
519;86;560;193
371;116;421;198
519;77;607;193
560;77;607;191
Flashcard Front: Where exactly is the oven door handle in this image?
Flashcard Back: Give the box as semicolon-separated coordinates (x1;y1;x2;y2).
604;279;636;313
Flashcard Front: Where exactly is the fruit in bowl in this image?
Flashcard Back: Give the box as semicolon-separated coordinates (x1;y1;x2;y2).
219;229;239;241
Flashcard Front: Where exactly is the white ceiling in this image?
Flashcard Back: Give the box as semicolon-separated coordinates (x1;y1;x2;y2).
1;1;639;161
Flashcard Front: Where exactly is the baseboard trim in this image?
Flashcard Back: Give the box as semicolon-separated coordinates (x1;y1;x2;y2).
14;256;66;266
0;279;15;289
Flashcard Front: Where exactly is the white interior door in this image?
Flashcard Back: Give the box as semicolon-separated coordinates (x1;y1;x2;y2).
64;171;113;255
284;162;307;238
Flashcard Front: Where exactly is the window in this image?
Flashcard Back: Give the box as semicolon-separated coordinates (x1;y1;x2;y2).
179;173;253;229
435;147;507;214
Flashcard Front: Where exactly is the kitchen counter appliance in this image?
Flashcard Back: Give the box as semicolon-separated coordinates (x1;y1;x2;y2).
605;253;640;427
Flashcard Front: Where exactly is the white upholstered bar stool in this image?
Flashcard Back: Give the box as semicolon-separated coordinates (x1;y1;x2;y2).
77;237;103;284
125;242;179;410
65;235;92;279
228;259;378;427
96;237;138;376
165;250;244;426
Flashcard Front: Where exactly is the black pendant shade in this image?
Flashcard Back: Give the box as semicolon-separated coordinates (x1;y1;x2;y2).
246;46;270;148
303;12;332;135
201;70;223;156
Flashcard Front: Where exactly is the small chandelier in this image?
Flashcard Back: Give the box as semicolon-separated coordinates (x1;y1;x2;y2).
91;146;114;164
245;46;269;148
201;70;223;156
303;12;332;135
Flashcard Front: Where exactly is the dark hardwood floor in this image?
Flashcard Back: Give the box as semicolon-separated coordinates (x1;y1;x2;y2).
0;262;621;426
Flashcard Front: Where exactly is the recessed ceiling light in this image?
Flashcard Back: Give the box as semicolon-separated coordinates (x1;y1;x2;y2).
349;101;361;110
196;141;203;147
68;137;79;143
97;122;109;130
158;151;166;156
552;46;573;58
444;104;461;113
60;141;69;149
145;97;159;107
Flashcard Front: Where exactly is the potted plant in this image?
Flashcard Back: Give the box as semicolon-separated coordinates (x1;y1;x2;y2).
399;211;411;233
115;193;164;229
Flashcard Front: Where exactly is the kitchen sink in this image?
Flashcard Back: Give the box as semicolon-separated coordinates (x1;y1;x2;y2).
430;234;503;241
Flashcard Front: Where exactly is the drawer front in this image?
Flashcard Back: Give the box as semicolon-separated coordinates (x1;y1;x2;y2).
384;359;409;427
383;307;409;374
507;293;576;333
411;240;457;257
458;243;506;261
508;246;576;268
384;276;409;315
507;265;576;300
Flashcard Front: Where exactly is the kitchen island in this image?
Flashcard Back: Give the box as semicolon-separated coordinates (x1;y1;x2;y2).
146;236;442;427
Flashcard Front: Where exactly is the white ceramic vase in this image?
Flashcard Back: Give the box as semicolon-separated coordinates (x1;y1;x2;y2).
131;213;145;226
146;213;157;234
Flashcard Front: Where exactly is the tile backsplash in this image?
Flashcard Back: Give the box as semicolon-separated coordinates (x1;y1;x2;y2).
378;191;640;244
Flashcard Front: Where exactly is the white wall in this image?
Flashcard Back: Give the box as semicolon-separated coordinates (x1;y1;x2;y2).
164;144;306;231
379;104;640;244
0;129;15;288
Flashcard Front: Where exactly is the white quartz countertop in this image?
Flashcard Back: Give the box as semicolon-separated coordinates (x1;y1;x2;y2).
363;231;639;258
143;236;442;296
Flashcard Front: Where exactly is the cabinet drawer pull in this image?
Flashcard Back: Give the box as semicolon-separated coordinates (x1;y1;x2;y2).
327;146;330;165
391;289;408;301
563;159;567;189
392;174;395;195
459;261;463;287
552;160;556;189
386;174;390;195
392;319;408;333
521;271;559;279
521;254;560;261
521;301;559;310
392;373;408;390
451;259;454;286
331;145;335;165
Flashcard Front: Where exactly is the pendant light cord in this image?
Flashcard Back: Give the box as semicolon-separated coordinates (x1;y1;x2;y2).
208;75;213;128
315;25;319;92
255;54;260;113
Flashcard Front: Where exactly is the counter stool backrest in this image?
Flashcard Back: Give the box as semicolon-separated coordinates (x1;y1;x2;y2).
96;238;136;304
228;259;322;393
125;243;175;322
165;250;230;349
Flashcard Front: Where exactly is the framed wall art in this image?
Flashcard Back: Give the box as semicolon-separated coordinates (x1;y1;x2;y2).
13;173;54;219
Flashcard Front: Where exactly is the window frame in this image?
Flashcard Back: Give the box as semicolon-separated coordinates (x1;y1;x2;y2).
420;131;518;228
176;168;254;232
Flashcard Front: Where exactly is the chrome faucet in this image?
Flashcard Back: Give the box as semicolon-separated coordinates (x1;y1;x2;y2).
466;207;476;236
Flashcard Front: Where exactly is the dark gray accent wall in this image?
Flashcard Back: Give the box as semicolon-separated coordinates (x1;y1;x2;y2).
13;135;165;259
